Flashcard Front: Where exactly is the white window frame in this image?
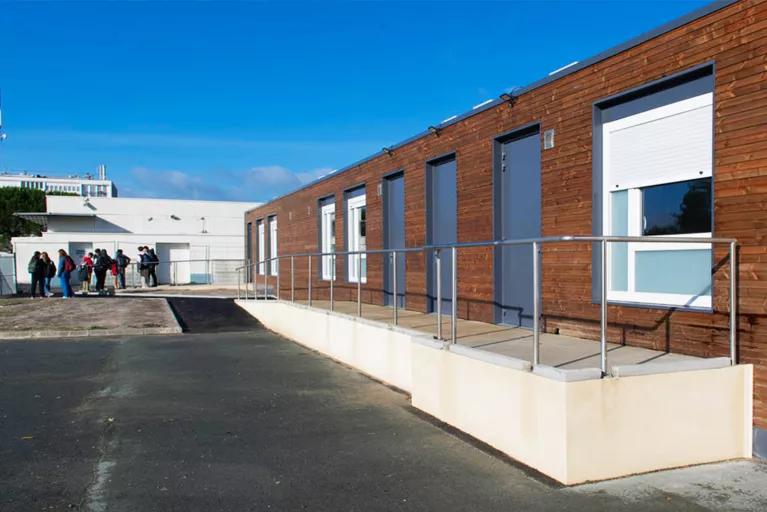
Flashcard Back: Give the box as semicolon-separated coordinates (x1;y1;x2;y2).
320;201;336;281
269;216;278;276
603;92;713;308
257;220;266;275
347;194;367;284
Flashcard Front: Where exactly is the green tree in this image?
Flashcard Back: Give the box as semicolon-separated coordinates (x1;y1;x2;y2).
0;188;76;251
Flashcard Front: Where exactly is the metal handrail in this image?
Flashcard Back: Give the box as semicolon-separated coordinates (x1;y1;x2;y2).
237;235;738;374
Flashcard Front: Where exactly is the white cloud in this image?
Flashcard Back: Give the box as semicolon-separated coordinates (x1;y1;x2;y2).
296;167;335;184
123;164;337;202
129;167;226;200
243;165;302;189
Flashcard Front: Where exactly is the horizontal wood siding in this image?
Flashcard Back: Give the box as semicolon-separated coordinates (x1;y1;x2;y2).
246;0;767;428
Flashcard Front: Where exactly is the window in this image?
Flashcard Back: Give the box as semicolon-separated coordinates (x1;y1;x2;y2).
320;199;336;280
269;216;278;276
257;219;265;275
603;90;713;308
246;222;253;270
346;189;367;283
642;178;711;236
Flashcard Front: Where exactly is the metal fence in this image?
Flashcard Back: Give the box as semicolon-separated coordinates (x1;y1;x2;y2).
236;235;738;375
120;258;247;288
0;253;16;296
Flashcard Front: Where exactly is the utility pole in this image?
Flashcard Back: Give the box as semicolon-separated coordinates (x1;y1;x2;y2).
0;89;7;171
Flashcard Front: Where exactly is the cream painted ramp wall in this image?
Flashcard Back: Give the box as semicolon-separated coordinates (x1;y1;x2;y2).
236;300;752;485
564;366;753;482
412;343;752;484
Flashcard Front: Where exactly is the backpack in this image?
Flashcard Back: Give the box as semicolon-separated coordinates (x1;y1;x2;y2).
47;261;56;278
64;256;76;273
95;254;112;271
78;265;89;281
27;258;37;274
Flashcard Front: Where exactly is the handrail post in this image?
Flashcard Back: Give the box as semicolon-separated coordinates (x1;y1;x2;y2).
451;246;457;345
392;250;398;325
436;249;442;341
600;239;608;376
291;256;295;303
330;254;335;311
308;255;312;307
237;269;241;300
357;252;362;317
532;241;540;366
264;263;268;300
730;241;738;365
246;267;250;300
276;257;280;301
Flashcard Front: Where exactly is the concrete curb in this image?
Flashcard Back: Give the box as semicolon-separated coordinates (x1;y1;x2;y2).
532;364;603;382
117;293;234;300
0;326;182;340
0;298;184;340
611;357;731;377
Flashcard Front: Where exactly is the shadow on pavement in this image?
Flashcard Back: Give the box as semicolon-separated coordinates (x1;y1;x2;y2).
165;297;263;333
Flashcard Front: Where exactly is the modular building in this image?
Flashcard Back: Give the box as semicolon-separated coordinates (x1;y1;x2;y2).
13;195;260;287
244;0;767;460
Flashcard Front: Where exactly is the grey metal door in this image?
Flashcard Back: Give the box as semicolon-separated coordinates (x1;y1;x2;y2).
427;157;457;314
498;131;541;327
383;172;406;307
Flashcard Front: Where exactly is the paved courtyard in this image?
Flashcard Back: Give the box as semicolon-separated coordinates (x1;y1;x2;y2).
0;299;765;511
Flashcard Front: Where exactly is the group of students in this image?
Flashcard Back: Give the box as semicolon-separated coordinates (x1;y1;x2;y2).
27;245;160;298
27;249;78;298
78;248;132;294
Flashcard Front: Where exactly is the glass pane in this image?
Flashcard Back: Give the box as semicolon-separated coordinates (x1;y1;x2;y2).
635;249;711;296
610;190;628;292
642;178;711;235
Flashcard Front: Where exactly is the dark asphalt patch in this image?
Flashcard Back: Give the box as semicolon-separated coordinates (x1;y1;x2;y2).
165;297;263;333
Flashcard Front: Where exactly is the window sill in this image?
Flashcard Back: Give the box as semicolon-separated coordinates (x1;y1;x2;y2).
596;297;713;313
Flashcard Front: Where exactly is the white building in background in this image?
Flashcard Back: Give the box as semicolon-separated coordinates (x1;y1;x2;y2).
12;195;260;287
0;165;118;197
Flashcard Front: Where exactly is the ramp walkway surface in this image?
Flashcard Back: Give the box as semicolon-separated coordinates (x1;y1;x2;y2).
294;299;700;369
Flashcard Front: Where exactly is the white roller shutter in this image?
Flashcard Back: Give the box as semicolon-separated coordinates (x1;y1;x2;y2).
603;92;712;191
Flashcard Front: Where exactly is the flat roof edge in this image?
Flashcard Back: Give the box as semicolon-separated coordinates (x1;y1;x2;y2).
250;0;739;210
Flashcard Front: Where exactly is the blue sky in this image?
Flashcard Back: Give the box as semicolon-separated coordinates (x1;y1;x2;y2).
0;1;710;202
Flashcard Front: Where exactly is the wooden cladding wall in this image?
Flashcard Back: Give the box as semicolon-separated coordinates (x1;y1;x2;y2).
246;0;767;428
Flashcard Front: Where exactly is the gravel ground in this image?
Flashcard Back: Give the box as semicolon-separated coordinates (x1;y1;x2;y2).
0;297;177;332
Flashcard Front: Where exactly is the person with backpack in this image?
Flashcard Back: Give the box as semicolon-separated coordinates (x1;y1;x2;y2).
147;247;159;287
27;251;46;298
79;252;94;294
114;249;130;289
93;248;113;294
41;251;56;297
138;246;150;288
57;248;75;299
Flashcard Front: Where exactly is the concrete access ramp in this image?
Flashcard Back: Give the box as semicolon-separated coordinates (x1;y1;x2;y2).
236;299;753;485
